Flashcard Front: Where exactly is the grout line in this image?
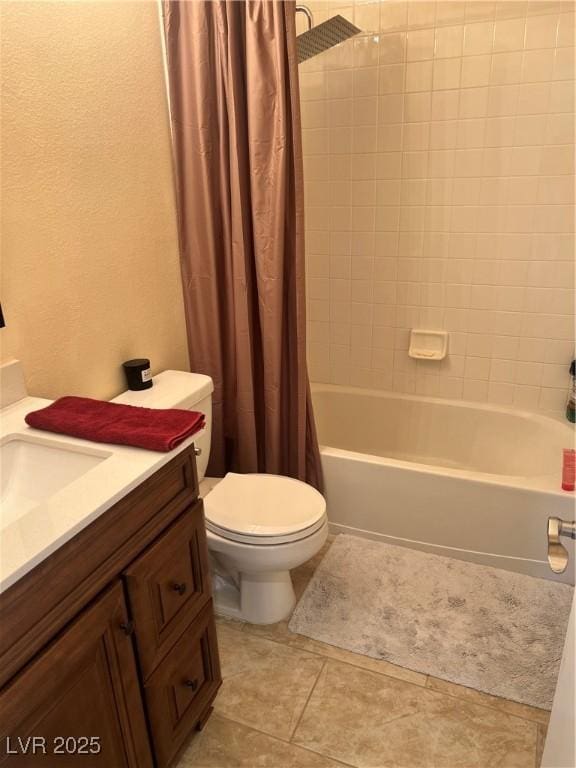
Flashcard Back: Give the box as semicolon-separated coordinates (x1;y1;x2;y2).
360;14;573;39
234;617;551;729
220;557;554;731
289;657;327;743
379;9;405;369
211;712;356;767
237;619;428;688
535;722;549;768
303;71;575;91
236;617;552;728
288;740;358;768
215;616;245;633
424;676;551;726
302;74;576;91
304;200;576;209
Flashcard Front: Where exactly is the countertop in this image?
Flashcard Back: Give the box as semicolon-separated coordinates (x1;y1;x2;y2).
0;395;197;593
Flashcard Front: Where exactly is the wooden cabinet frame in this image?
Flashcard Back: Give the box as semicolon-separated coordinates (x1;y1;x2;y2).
0;445;221;768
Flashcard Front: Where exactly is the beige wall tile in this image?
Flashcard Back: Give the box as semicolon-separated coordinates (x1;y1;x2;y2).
525;12;560;48
407;27;435;61
302;0;575;416
557;11;576;45
433;56;463;88
464;20;496;55
407;0;436;29
493;16;527;51
435;24;465;58
406;59;433;91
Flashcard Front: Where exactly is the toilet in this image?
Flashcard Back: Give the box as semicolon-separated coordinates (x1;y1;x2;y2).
113;370;328;624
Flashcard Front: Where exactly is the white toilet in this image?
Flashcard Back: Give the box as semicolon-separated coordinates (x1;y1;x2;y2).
114;370;328;624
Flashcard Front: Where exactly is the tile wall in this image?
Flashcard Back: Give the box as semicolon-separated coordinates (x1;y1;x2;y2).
301;0;575;415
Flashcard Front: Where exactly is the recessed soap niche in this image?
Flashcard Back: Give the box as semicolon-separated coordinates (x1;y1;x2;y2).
408;330;449;361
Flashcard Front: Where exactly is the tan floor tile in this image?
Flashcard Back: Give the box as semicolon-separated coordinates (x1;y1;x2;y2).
535;724;548;768
212;535;545;767
178;714;347;767
293;660;538;768
214;624;325;740
243;619;427;687
304;641;428;687
426;677;551;726
215;613;245;632
242;615;316;647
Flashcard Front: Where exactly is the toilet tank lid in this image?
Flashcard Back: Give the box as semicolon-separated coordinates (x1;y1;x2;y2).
112;370;213;410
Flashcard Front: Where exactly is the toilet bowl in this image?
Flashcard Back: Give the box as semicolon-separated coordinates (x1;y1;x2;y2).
113;370;328;625
203;473;327;624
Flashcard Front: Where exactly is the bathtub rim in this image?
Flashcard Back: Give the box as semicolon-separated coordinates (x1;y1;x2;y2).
311;382;575;494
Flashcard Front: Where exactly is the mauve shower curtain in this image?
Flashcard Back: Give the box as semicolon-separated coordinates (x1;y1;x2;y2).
163;0;323;489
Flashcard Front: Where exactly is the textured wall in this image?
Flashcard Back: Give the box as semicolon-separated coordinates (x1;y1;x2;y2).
0;1;189;399
301;0;575;417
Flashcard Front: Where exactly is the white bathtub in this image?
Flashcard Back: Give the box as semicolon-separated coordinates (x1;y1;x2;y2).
312;384;576;584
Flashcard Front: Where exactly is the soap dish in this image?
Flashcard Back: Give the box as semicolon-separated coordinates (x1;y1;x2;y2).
408;329;448;361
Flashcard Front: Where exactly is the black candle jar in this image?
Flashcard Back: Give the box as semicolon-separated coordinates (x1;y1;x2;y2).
122;358;153;391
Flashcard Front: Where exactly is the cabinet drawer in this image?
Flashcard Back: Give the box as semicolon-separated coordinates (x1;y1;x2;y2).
143;601;221;768
124;504;211;677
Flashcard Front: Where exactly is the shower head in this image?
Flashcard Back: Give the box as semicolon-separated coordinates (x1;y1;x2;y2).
296;7;361;64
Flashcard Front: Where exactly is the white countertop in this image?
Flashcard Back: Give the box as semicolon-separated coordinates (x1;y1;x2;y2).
0;395;197;594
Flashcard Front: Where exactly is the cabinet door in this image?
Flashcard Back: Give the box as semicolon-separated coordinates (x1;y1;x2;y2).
124;504;212;677
144;600;221;768
0;582;152;767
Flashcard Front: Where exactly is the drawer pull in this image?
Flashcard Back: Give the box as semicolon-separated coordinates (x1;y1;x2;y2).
120;620;135;636
184;678;199;691
173;582;187;596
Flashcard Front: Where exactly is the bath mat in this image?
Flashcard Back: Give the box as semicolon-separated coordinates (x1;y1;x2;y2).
289;535;573;709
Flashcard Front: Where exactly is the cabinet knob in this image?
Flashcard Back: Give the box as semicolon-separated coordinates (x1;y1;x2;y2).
173;582;187;596
184;678;199;691
194;446;202;456
120;620;135;636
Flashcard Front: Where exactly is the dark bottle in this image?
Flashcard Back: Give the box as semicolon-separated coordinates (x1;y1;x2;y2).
567;360;575;424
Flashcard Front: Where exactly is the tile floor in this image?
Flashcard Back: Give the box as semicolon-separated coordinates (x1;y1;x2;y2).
178;538;550;768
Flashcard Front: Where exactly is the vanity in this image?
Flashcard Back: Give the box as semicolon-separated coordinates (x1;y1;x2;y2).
0;364;221;767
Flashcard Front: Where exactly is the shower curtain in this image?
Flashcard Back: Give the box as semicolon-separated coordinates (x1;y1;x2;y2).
163;0;323;490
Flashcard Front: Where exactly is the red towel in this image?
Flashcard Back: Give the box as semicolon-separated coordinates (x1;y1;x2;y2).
25;396;205;452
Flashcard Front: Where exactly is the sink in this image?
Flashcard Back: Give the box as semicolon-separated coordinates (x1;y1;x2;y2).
1;435;111;529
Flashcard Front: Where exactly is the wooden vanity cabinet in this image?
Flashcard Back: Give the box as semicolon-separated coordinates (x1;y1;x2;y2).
0;445;221;768
0;582;152;767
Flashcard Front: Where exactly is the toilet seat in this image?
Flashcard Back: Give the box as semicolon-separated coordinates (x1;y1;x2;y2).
203;473;326;546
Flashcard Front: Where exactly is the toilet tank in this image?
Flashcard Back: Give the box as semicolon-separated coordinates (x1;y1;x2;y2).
112;370;213;480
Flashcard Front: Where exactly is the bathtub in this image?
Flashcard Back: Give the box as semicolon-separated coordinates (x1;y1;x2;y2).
311;384;576;584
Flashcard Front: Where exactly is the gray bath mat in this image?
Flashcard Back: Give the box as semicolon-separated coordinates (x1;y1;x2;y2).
289;535;573;709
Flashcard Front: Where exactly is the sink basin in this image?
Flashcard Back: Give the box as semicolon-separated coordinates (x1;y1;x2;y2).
1;435;110;528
